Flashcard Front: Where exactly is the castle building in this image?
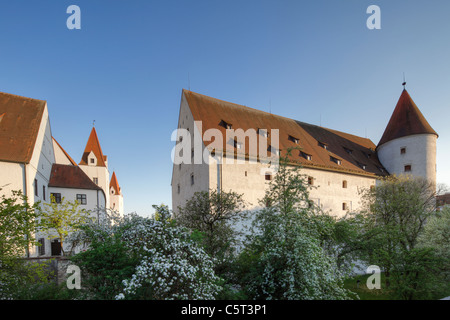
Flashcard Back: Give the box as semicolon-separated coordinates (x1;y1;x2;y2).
171;87;437;217
0;91;124;256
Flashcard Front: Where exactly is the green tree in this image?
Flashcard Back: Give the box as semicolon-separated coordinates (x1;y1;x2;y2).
175;189;248;270
353;175;442;299
0;190;53;299
38;195;92;256
240;151;353;300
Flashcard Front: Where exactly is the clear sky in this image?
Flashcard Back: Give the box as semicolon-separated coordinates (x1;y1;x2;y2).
1;1;450;216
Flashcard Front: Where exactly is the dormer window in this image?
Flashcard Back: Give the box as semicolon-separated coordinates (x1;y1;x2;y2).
318;141;328;150
300;151;312;161
234;140;243;149
90;158;95;164
288;135;299;144
330;156;341;165
343;147;353;155
357;162;367;170
362;151;372;159
219;120;232;129
258;129;269;138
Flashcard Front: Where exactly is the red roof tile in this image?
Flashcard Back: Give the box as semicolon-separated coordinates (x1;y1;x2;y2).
48;163;102;190
378;89;438;147
183;89;387;177
0;92;46;163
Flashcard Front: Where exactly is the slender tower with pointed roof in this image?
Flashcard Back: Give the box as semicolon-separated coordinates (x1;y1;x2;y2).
110;171;124;214
79;126;111;209
377;87;438;185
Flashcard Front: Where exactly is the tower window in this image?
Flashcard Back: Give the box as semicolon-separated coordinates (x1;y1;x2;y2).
404;165;412;172
177;184;180;194
190;173;194;185
342;202;348;210
400;147;406;155
265;172;272;181
34;179;38;196
42;186;46;201
308;176;314;185
93;177;98;185
342;180;347;188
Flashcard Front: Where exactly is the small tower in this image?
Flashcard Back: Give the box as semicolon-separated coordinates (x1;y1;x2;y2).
377;87;438;185
79;126;110;208
109;171;124;215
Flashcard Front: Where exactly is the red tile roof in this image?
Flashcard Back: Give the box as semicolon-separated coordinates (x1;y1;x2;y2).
48;163;102;190
0;92;46;163
183;89;387;177
110;171;121;195
79;127;107;167
378;89;438;147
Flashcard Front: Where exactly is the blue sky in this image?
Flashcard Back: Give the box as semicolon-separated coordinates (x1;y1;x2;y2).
1;1;450;216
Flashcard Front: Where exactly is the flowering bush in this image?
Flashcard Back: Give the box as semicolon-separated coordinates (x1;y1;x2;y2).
71;208;222;300
115;212;222;300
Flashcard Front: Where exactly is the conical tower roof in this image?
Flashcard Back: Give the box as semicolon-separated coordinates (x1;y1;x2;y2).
79;127;107;167
378;89;438;147
110;171;121;195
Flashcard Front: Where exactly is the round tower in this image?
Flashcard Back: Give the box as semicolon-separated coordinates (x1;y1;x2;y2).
377;88;438;185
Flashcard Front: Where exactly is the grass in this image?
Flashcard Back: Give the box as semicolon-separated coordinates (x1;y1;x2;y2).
344;273;391;300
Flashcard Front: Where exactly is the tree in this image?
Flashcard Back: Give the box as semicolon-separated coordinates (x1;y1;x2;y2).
0;190;52;299
175;190;248;268
0;190;40;259
38;195;92;256
239;151;353;300
353;174;443;299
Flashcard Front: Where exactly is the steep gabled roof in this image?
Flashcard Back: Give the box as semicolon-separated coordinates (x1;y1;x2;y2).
0;92;46;163
183;89;387;177
52;137;78;166
48;163;102;190
110;171;121;195
378;89;438;147
79;127;107;167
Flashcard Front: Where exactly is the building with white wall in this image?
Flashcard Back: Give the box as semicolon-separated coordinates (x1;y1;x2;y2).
0;91;124;257
171;87;437;218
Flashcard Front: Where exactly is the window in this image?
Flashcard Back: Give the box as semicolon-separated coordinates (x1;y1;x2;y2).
330;156;341;165
343;147;353;155
357;162;367;170
90;158;95;164
318;141;328;150
342;180;347;188
400;147;406;155
265;172;272;181
308;176;314;185
191;148;194;159
51;193;62;203
258;128;269;138
93;177;98;185
42;185;46;201
404;165;412;172
177;184;180;194
190;174;194;186
245;171;248;177
219;120;232;129
288;135;299;144
300;151;312;161
342;202;348;211
34;179;38;196
76;194;87;205
38;238;45;256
